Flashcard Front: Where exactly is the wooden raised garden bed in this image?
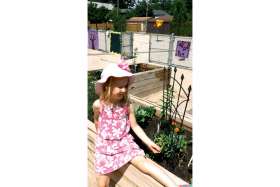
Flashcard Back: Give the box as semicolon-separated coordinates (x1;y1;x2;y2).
129;63;169;96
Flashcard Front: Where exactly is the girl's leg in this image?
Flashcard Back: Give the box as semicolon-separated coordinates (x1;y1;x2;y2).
130;156;177;187
96;174;110;187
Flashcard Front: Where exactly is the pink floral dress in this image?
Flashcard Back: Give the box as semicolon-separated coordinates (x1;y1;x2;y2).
94;102;145;174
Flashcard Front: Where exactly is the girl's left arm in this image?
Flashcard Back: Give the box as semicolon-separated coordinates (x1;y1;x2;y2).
129;104;161;153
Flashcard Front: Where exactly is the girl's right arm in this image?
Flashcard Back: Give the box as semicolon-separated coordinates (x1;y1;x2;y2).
92;99;100;131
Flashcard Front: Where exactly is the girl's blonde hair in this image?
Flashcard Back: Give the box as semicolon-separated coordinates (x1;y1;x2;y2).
99;77;129;105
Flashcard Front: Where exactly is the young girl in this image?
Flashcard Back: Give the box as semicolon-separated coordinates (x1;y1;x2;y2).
92;62;177;187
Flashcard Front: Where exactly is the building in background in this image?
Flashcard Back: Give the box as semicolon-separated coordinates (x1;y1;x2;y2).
126;17;152;32
147;15;173;34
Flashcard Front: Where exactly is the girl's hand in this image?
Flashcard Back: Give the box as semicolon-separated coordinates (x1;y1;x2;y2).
147;142;161;154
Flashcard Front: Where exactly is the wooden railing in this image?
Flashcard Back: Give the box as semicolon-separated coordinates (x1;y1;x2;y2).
88;120;189;187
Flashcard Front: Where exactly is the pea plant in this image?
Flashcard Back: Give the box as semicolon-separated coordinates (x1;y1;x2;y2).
135;106;156;128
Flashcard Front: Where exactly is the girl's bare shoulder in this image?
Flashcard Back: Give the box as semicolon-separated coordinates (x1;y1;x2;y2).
92;99;100;110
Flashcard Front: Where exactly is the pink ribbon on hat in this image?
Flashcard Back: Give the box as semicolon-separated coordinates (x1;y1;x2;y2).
118;58;131;72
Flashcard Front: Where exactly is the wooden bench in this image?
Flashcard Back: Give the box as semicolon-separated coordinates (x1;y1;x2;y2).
88;120;189;187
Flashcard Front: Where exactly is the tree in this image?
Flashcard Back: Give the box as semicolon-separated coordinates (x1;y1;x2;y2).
113;0;136;8
88;1;110;23
185;0;192;21
170;0;192;36
88;1;98;23
161;0;172;12
94;0;136;9
150;0;172;13
129;0;154;17
107;8;127;32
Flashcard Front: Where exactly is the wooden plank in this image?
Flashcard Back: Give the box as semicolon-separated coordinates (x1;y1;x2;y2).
133;71;157;81
130;81;164;95
133;68;165;82
109;167;140;187
88;132;96;145
88;121;97;133
88;139;95;152
137;63;164;70
88;166;98;187
132;87;163;98
146;157;189;186
88;148;95;163
131;84;163;96
88;156;95;170
116;163;163;187
130;68;168;96
131;77;162;89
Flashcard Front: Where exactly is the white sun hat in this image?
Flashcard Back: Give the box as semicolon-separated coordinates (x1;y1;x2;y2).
95;63;134;95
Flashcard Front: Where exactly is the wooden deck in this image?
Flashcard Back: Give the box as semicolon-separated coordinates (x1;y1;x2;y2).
88;120;189;187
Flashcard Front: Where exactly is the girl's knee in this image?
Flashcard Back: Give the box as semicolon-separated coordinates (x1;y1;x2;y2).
136;159;152;174
141;161;152;174
131;156;157;175
97;175;110;187
97;182;107;187
97;180;109;187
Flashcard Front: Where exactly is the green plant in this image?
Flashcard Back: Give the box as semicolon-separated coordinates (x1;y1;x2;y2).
135;106;156;127
159;118;172;133
153;131;187;159
160;86;173;131
88;70;102;121
159;118;187;139
160;85;175;121
171;119;186;135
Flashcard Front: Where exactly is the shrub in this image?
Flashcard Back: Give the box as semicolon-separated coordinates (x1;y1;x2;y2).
153;132;187;159
145;117;188;164
135;106;156;128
